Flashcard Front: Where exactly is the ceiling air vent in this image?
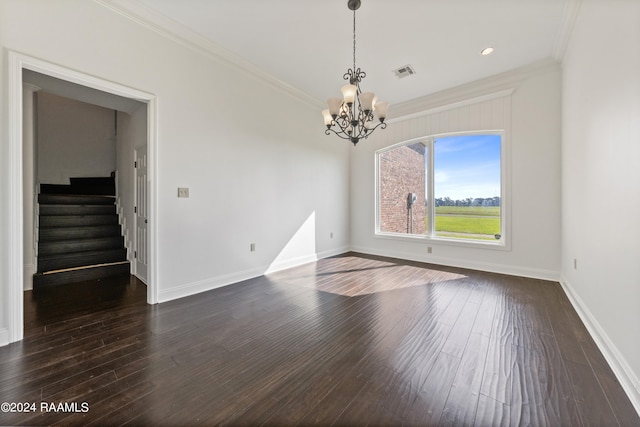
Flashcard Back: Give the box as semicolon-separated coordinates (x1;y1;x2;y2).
393;64;416;79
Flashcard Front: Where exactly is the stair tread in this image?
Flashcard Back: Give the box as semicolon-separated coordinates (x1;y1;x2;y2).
39;226;122;238
40;261;130;275
38;237;125;256
37;248;128;274
39;224;120;230
40;213;118;228
33;262;130;288
39;248;126;259
39;235;123;243
38;193;115;206
39;205;117;216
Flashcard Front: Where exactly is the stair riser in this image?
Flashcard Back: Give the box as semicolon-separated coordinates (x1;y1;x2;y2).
33;263;130;287
40;205;116;216
38;249;128;272
38;237;125;256
39;184;73;195
40;177;115;196
38;194;115;205
39;225;122;242
70;177;115;196
40;215;119;228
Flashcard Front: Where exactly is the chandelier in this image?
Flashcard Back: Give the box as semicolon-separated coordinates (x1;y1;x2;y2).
322;0;389;146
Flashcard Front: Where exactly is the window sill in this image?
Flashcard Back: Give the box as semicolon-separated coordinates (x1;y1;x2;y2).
374;232;511;251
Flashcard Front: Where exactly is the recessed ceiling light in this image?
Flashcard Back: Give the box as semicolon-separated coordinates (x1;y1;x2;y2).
480;47;495;56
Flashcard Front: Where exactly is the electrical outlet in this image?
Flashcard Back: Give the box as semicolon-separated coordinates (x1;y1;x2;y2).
330;232;334;239
250;243;256;252
177;187;189;198
427;247;433;254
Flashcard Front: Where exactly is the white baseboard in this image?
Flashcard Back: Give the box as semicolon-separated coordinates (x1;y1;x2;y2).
265;246;350;274
23;263;35;291
350;245;560;282
157;267;263;303
265;254;318;275
560;276;640;417
158;247;350;303
0;328;9;347
317;246;351;259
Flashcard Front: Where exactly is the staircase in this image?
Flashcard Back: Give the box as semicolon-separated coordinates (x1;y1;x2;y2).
33;177;130;288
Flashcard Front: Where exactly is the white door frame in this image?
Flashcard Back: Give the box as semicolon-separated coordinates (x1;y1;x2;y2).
133;145;149;284
6;51;158;344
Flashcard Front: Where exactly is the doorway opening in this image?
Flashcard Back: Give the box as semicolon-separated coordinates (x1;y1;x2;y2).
6;51;157;344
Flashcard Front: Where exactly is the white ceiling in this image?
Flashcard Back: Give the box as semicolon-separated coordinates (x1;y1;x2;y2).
125;0;571;107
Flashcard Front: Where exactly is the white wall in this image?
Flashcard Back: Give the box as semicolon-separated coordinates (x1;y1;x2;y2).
0;0;350;342
351;62;562;280
561;0;640;410
37;91;116;185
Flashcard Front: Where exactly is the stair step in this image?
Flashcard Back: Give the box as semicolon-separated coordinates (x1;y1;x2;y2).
38;236;125;256
40;184;73;194
38;194;115;205
70;177;115;196
35;176;125;287
40;204;116;216
39;225;122;242
33;262;130;288
38;248;128;272
39;214;119;228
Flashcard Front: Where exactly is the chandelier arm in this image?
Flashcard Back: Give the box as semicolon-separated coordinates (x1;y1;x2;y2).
325;127;354;141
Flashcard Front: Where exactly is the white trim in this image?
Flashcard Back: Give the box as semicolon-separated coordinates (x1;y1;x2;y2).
387;89;515;125
316;246;351;261
157;268;262;303
351;245;560;282
389;59;558;121
95;0;322;110
145;99;158;304
158;247;350;303
5;51;159;345
560;276;640;417
374;130;510;251
8;52;24;343
552;0;583;62
373;232;508;252
0;329;9;347
23;264;35;291
266;254;318;275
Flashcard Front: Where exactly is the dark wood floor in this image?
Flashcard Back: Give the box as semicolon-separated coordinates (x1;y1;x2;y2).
1;253;638;426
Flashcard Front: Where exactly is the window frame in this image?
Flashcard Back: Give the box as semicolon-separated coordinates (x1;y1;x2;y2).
375;130;510;251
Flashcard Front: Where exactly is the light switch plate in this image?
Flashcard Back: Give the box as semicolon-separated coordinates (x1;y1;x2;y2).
178;187;189;198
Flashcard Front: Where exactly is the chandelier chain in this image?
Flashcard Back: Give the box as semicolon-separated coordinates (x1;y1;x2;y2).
352;9;356;71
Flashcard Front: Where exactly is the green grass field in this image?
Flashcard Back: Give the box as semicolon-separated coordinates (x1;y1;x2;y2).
435;206;500;216
427;206;501;240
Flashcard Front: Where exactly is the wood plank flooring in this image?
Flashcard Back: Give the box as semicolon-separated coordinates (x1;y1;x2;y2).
1;252;638;426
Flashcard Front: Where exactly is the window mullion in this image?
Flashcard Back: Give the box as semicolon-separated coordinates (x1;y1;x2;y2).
427;137;435;237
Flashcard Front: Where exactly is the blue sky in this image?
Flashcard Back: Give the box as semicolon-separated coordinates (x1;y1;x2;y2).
433;134;501;200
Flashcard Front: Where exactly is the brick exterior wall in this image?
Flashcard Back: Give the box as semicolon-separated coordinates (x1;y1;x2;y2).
379;143;426;234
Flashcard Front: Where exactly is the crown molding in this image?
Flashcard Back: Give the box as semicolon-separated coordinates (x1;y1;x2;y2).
552;0;583;63
94;0;324;110
389;58;560;122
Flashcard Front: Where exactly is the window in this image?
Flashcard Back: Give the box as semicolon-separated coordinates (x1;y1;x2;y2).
377;132;504;245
